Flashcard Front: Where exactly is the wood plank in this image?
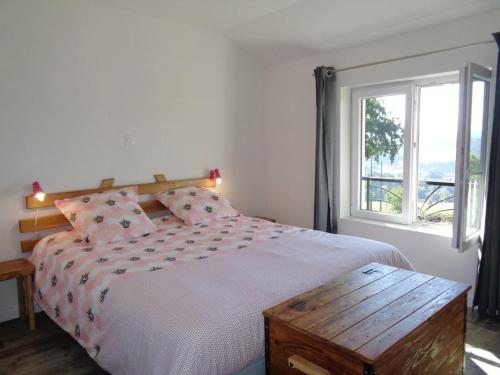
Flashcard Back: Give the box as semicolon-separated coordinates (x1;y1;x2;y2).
268;319;365;375
254;216;277;223
373;295;466;373
425;329;465;375
330;277;456;351
291;268;415;331
19;214;70;233
288;354;330;375
0;313;109;374
309;273;433;340
0;259;34;281
19;200;168;233
357;283;470;362
21;239;41;253
139;200;168;213
153;174;167;182
16;277;26;321
264;263;399;322
25;274;35;330
100;178;115;188
25;177;215;209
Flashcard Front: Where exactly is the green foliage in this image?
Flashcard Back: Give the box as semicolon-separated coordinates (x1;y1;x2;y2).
469;153;481;173
385;185;403;214
364;98;404;163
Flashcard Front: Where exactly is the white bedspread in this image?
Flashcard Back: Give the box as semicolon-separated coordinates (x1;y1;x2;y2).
95;229;412;375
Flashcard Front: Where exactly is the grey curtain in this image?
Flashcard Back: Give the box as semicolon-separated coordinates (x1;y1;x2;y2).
314;66;337;233
473;31;500;318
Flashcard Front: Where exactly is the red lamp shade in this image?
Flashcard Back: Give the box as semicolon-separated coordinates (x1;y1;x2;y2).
210;169;222;184
32;181;45;202
214;168;221;180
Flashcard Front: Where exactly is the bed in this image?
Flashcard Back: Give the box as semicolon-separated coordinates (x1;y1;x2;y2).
20;175;413;375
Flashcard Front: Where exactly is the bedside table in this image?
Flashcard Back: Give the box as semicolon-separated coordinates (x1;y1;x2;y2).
254;216;277;223
0;259;35;330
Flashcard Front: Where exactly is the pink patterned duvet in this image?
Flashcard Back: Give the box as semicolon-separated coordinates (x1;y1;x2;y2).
30;214;412;375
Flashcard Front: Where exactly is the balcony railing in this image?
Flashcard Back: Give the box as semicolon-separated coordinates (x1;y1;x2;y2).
361;176;455;223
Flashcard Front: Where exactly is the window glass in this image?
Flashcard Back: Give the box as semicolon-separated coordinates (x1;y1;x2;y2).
416;83;459;224
360;95;406;215
466;79;487;235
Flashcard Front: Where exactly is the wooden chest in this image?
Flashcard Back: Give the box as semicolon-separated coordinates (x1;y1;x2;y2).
263;263;470;375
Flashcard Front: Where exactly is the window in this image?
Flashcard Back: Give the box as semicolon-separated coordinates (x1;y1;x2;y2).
453;63;492;251
351;64;491;251
351;83;412;225
416;79;459;225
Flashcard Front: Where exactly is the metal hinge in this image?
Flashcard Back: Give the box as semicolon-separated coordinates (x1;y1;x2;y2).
288;300;307;311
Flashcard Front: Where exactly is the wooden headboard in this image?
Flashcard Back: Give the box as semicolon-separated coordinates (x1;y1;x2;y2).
18;174;215;252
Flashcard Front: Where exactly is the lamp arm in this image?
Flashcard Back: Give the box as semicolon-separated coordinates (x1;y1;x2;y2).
34;208;39;236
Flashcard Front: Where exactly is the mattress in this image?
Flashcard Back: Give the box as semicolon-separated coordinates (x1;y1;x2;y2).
29;214;413;375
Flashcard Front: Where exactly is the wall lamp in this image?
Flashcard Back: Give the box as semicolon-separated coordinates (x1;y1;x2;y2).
32;181;45;202
210;168;222;185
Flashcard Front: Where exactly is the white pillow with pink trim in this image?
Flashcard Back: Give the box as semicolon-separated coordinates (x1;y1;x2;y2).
55;186;158;245
155;187;239;226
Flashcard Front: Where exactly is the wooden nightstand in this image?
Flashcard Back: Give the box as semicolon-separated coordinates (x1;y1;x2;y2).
0;259;35;330
254;216;277;223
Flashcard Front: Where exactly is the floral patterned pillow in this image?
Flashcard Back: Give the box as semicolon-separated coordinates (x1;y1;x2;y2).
155;187;239;226
55;186;158;245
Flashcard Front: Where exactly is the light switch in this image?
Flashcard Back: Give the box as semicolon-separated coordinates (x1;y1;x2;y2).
124;134;136;147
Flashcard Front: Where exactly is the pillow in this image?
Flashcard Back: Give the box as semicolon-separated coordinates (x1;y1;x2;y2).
55;186;158;245
155;186;238;226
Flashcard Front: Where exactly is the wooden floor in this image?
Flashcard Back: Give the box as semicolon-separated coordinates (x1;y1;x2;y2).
0;313;107;375
0;311;499;374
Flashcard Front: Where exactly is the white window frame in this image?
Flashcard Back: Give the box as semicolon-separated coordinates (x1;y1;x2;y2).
350;66;493;251
413;75;459;226
351;82;414;225
453;63;492;251
351;75;460;226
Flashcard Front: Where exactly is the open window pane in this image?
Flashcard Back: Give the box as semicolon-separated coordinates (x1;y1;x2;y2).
360;95;406;216
416;82;459;224
453;62;491;251
465;79;488;236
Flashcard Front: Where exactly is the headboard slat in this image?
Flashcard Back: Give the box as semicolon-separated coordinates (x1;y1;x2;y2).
21;239;41;253
100;178;115;188
19;200;167;233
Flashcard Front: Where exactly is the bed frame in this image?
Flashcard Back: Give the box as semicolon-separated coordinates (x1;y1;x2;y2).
18;174;215;252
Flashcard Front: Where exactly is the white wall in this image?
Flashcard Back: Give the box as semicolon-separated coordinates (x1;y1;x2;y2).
0;0;266;322
263;10;500;304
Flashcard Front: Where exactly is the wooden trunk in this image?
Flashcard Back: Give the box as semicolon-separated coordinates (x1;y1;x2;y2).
263;263;470;375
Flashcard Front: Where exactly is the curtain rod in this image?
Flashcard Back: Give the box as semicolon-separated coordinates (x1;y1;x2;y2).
314;39;495;76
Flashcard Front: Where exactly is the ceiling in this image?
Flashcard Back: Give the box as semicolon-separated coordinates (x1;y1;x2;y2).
96;0;500;65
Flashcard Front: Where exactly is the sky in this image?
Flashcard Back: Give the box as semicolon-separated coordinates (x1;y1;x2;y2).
417;82;459;164
364;79;486;179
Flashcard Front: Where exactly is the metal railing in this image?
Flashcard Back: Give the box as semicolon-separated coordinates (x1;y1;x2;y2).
361;176;455;222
